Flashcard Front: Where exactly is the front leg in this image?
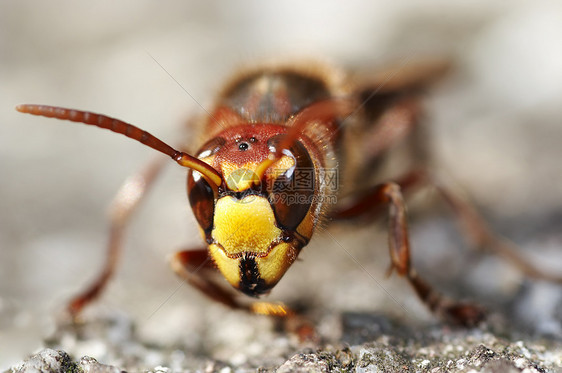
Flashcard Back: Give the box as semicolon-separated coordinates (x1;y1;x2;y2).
170;248;317;340
67;157;167;318
170;248;243;310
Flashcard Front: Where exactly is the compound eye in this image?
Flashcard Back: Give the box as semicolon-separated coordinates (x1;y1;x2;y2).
187;137;225;232
187;171;215;232
267;135;315;230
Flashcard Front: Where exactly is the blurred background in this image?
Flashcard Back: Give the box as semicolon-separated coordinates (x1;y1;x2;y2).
1;0;562;369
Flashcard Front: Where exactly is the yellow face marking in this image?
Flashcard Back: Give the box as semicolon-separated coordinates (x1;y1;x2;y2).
220;156;296;192
212;195;280;255
220;161;259;190
254;242;297;285
225;168;260;191
204;156;303;292
208;194;300;290
209;243;241;287
209;242;298;290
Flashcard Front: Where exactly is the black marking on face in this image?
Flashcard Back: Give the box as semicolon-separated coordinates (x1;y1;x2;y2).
238;256;269;297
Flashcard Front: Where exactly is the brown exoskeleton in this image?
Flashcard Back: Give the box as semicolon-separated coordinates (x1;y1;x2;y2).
17;59;562;329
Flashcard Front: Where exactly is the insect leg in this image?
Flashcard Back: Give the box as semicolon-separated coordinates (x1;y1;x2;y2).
171;249;317;340
67;156;167;317
338;169;562;283
334;166;562;325
170;249;244;309
342;181;485;326
170;249;302;314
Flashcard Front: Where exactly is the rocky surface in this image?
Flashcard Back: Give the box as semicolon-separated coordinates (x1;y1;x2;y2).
5;311;562;372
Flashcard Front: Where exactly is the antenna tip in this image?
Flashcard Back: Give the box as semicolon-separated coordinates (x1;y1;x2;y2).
15;104;27;113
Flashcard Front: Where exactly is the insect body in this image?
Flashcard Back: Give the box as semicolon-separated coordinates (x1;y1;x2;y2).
17;60;562;327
